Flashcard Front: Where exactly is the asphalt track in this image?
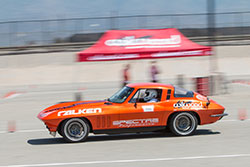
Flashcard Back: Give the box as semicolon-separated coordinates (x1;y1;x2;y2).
0;84;250;167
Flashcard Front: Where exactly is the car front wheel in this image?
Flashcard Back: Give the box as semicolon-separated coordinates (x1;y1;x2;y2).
61;118;90;142
169;112;198;136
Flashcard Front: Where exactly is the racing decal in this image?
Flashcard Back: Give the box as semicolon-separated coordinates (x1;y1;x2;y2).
44;100;105;113
105;35;181;47
142;105;154;112
113;118;159;127
196;94;207;101
87;54;139;61
58;108;102;116
152;50;203;57
173;101;203;109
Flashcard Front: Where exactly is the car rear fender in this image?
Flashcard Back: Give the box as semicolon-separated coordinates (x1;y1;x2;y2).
166;111;201;126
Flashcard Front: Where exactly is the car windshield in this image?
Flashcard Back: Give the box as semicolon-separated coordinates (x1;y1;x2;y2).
108;86;134;103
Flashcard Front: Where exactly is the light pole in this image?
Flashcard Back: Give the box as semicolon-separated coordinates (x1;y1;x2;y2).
207;0;217;73
207;0;218;95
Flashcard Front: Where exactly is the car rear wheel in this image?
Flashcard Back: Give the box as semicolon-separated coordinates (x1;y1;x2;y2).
169;112;197;136
61;118;90;142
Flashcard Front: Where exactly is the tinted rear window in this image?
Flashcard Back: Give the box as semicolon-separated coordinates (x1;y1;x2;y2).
174;87;194;97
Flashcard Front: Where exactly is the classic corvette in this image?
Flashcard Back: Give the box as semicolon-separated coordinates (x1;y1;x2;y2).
37;83;227;142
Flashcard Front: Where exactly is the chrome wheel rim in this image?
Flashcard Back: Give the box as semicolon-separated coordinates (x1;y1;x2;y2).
68;122;84;138
64;119;87;141
175;115;191;132
173;113;196;135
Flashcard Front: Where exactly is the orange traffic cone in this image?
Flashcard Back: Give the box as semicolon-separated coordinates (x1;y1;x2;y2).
3;91;17;99
8;120;16;133
238;109;247;121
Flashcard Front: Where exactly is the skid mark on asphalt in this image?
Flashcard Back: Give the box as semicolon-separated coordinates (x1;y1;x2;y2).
1;154;250;167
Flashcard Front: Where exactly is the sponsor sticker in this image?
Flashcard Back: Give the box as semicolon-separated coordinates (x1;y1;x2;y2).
173;101;203;109
142;105;154;112
113;118;159;127
87;54;139;61
152;50;203;57
196;94;207;101
104;35;181;46
58;108;102;116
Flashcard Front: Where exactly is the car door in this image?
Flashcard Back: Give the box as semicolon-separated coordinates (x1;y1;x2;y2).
115;88;166;129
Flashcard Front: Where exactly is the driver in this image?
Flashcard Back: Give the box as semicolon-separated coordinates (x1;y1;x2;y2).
144;89;158;102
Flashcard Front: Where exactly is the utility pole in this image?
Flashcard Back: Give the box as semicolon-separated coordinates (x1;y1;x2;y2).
207;0;217;72
207;0;218;95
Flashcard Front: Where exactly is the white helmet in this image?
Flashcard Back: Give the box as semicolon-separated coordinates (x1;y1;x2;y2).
144;89;158;101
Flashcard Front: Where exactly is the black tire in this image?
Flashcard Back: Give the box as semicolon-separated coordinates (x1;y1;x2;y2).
58;127;63;137
169;112;198;136
61;118;90;142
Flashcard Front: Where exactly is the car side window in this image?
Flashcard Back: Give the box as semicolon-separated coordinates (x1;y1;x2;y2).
129;89;162;103
166;89;171;100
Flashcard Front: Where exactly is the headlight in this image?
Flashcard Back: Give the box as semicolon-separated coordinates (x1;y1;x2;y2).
39;112;50;118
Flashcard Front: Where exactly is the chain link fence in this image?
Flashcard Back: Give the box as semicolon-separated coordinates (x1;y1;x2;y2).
1;12;250;47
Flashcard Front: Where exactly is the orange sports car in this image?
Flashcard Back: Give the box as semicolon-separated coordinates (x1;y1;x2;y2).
37;83;227;142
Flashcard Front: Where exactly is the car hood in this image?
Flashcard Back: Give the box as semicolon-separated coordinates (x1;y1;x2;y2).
44;100;105;112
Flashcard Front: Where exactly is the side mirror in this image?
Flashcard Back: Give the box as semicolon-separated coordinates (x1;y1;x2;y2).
206;97;210;107
134;102;137;108
134;90;140;108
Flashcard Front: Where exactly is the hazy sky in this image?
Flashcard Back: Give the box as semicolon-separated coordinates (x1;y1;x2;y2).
0;0;250;21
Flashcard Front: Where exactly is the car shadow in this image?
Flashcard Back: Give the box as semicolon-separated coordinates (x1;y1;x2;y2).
27;129;220;145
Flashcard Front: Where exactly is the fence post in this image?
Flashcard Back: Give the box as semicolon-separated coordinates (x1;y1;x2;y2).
8;22;15;46
41;21;47;45
138;16;147;29
110;11;118;30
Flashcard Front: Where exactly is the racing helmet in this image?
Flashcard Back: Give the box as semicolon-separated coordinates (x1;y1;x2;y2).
144;89;158;101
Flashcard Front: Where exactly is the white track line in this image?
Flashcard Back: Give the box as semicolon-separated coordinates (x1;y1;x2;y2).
17;129;46;133
221;119;250;122
1;154;250;167
0;129;46;134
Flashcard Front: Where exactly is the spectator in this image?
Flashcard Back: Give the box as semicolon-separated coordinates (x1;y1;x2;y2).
150;61;160;83
122;64;130;87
